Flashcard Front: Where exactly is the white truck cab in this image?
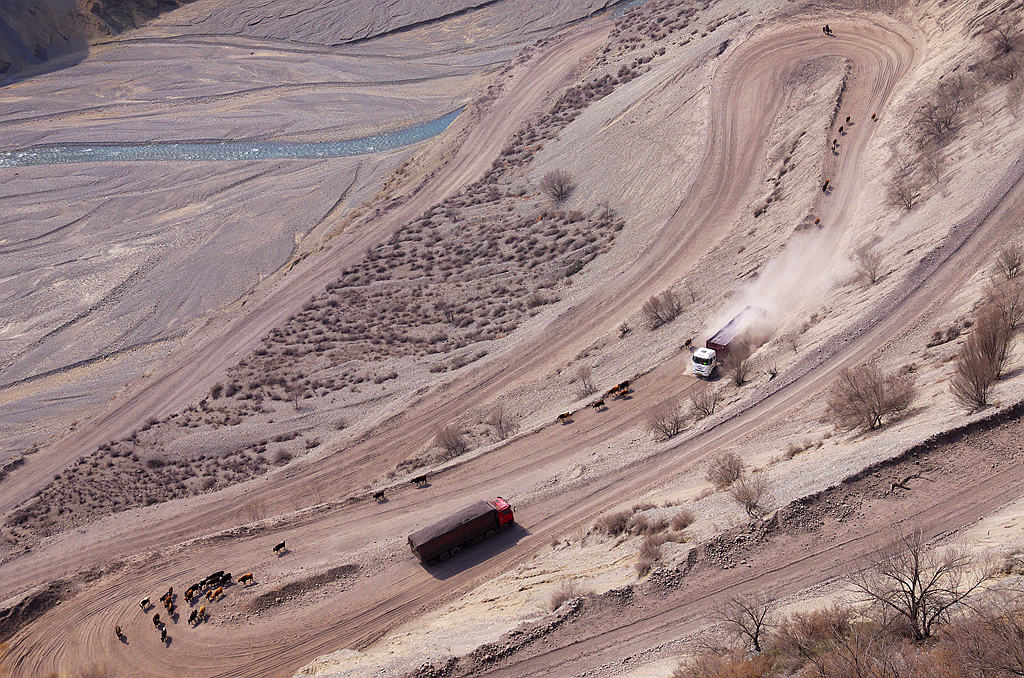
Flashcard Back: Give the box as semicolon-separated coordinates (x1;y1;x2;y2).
692;347;717;378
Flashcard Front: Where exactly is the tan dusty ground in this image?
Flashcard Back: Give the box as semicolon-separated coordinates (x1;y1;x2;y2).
1;0;1024;676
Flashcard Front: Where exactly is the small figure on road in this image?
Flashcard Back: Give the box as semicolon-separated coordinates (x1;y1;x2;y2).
823;24;833;35
822;178;830;193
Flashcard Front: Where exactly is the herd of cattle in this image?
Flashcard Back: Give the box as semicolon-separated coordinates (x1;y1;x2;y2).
558;380;632;423
120;541;288;645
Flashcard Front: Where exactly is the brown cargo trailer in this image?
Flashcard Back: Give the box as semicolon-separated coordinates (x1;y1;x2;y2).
408;497;514;563
706;305;767;354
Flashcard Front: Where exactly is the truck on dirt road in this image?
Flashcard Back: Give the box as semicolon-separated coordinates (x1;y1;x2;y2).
692;305;767;378
409;497;515;563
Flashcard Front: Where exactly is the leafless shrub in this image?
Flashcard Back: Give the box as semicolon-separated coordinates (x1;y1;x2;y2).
596;509;633;535
847;527;993;640
824;365;917;432
985;277;1024;330
548;580;588;612
636;533;668;576
729;470;771;518
974;304;1012;377
646;398;685;440
671;509;695;531
574;364;597;398
435;424;468;458
722;343;752;386
690;387;722;419
618;322;632;338
886;172;921;210
714;590;779;653
914;76;970;142
918;140;946;184
244;499;267;522
706;451;745;489
642;289;684;328
946;592;1024;675
485;402;520;441
540;169;576;203
995;243;1024;280
987;13;1022;55
853;243;884;285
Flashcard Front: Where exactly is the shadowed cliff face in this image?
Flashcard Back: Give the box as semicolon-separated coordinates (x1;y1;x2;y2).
0;0;197;81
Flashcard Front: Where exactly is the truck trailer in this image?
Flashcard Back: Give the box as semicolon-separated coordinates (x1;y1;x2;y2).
408;497;514;563
692;306;767;378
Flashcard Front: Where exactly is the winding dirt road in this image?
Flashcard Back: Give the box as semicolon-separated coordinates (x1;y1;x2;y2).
4;9;1024;678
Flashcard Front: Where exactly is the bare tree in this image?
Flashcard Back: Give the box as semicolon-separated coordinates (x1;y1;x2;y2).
987;14;1021;55
690;387;722;419
729;470;771;518
574;364;597;398
540;169;576;203
646;398;685;441
918;140;946;184
486;402;520;441
946;592;1024;676
854;244;884;285
715;590;779;653
705;451;745;489
914;76;969;142
435;424;469;458
950;337;999;410
847;527;993;640
995;244;1024;280
825;365;917;432
722;343;753;386
642;289;684;328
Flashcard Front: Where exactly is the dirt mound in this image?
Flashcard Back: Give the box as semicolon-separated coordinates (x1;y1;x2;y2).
250;564;359;613
0;580;71;643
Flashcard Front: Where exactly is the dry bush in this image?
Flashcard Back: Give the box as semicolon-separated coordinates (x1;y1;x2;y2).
244;499;267;522
974;304;1012;377
635;533;668;576
671;651;774;678
848;527;993;640
596;509;633;536
690;387;722;419
915;76;970;142
642;289;684;328
540;169;576;203
987;13;1022;55
825;365;916;432
729;470;771;518
435;424;469;458
671;509;695;531
548;580;587;612
887;172;922;210
995;244;1024;280
705;451;745;490
574;364;597;398
715;590;778;653
485;402;520;441
646;398;685;440
985;277;1024;330
722;343;752;386
945;592;1024;676
854;244;884;285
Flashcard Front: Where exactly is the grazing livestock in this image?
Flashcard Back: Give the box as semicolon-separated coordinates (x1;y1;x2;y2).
188;609;198;625
605;385;620;397
871;113;877;121
372;490;386;502
221;573;231;586
822;178;830;193
591;399;605;410
152;613;161;628
411;475;428;488
845;115;852;124
273;541;286;554
684;337;693;349
556;412;573;423
139;597;150;610
238;573;254;585
198;605;207;621
838;125;844;135
115;625;122;639
167;603;176;616
160;627;168;643
211;586;224;600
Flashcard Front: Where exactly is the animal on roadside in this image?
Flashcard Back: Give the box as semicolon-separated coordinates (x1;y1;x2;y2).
198;605;207;622
139;597;150;610
189;609;198;625
115;625;123;639
211;586;224;600
557;412;573;423
221;573;232;586
167;603;176;616
163;587;173;601
273;540;287;553
822;178;830;192
411;475;428;488
372;490;386;502
845;115;852;125
614;380;631;396
838;125;844;135
592;399;605;410
684;337;692;349
605;385;620;397
185;586;196;601
205;571;225;585
152;613;161;628
238;573;254;585
871;113;877;121
160;627;168;643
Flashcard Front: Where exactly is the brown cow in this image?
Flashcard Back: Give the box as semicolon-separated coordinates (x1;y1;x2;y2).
238;573;254;585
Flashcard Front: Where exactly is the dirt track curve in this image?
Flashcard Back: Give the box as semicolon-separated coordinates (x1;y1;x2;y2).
5;10;1024;678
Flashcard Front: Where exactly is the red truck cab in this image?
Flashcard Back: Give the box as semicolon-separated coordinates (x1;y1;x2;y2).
492;497;514;526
